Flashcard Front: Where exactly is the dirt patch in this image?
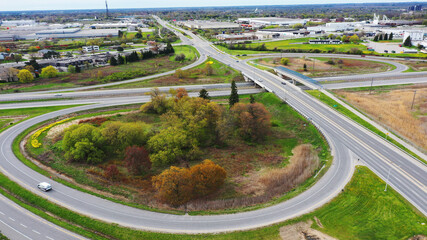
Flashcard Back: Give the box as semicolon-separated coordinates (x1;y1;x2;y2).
335;86;427;150
279;219;337;240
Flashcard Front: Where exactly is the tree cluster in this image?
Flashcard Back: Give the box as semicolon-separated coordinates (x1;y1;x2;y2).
152;160;226;206
141;88;271;167
62;121;151;164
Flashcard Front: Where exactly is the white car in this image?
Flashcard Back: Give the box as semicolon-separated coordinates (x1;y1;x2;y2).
37;182;52;192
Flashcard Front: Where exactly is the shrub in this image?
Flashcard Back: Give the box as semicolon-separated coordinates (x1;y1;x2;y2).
124;146;151;175
280;58;289;66
231;102;271;142
174;53;186;61
190;160;226;197
104;165;120;181
152;166;193;206
40;66;58;78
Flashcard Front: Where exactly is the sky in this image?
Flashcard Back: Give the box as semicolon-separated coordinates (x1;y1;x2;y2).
1;0;421;11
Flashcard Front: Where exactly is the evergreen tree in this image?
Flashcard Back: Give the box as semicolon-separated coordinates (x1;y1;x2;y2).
249;95;255;104
373;35;379;41
229;80;239;107
166;43;175;54
199;89;210;100
384;33;388;41
75;65;81;73
403;36;412;47
303;63;307;71
117;54;125;64
389;32;393;40
379;34;383;41
110;56;118;66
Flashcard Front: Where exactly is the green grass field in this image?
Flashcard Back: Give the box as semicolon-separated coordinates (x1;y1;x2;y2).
171;45;199;61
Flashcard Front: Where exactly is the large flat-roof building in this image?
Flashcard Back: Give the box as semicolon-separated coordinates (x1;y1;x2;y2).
178;20;241;30
237;17;307;27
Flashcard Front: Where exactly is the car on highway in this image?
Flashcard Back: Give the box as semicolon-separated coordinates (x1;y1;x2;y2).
37;182;52;192
54;93;62;97
281;82;286;85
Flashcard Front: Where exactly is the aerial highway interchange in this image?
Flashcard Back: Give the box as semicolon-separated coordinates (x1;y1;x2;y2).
0;16;425;240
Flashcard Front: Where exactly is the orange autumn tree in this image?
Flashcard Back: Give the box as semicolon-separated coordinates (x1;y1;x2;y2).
152;160;226;206
190;160;226;197
152;166;193;206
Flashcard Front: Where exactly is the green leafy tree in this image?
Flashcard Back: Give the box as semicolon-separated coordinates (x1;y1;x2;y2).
229;80;239;107
63;124;106;164
280;58;289;65
140;88;172;114
40;66;58;78
148;126;200;167
12;54;22;63
17;69;34;83
67;65;76;73
349;35;360;44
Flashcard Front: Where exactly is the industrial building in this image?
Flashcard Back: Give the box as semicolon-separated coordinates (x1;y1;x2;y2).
237;17;307;27
178;20;241;30
0;20;36;26
216;34;257;42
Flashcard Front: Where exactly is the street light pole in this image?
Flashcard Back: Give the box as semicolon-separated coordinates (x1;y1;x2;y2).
369;77;374;94
384;167;391;191
411;90;417;110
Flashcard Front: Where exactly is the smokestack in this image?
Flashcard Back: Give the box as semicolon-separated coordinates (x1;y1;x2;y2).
105;0;109;18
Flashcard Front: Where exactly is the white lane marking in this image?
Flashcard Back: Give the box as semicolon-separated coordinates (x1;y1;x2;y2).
20;223;28;228
46;236;55;240
0;219;32;240
32;229;41;234
8;217;15;221
0;211;4;215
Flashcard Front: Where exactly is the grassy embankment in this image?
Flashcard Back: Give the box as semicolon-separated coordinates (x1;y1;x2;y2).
306;89;426;164
0;105;82;134
104;56;242;89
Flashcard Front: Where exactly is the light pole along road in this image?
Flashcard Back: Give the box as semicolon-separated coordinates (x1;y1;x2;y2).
0;16;425;239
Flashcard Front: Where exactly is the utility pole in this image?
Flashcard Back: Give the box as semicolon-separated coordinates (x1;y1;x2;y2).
411;90;417;110
384;167;391;191
369;77;374;94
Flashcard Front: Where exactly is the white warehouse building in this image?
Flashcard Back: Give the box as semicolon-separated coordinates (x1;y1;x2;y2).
237;17;307;27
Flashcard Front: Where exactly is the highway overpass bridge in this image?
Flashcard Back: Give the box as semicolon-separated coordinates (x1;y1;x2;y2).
243;66;320;90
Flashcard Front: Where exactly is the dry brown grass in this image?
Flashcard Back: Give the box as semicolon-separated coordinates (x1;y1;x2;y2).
258;57;390;77
336;86;427;150
184;144;319;211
